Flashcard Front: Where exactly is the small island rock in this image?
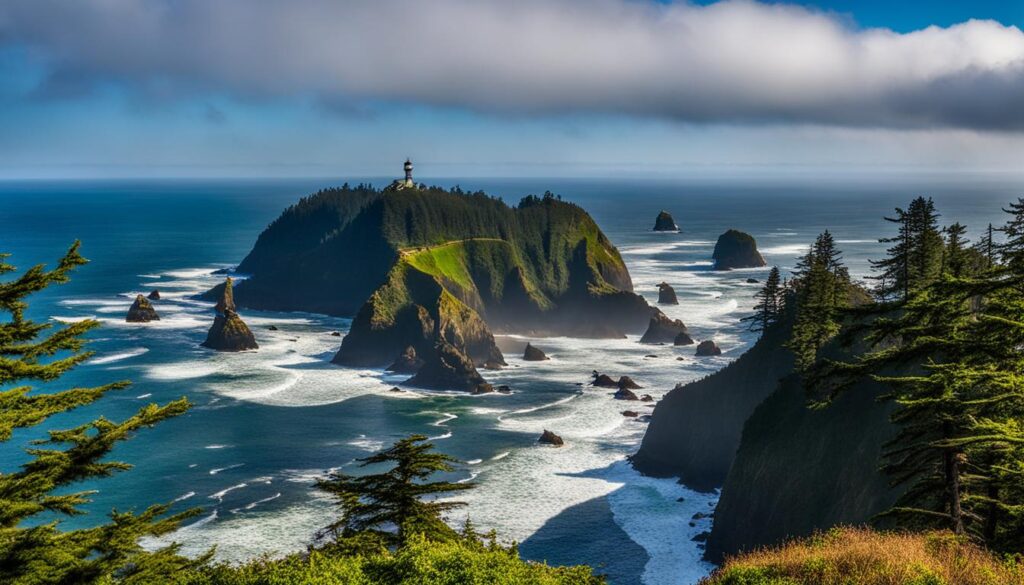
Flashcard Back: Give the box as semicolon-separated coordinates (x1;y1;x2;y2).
640;394;654;402
674;331;695;345
539;429;564;446
622;410;639;417
202;309;259;351
712;229;766;270
746;278;759;284
618;376;641;390
592;372;619;388
405;340;488;393
147;290;161;300
640;309;691;344
657;282;679;305
614;387;640;400
653;211;679;232
523;343;550;361
695;340;722;356
126;294;160;322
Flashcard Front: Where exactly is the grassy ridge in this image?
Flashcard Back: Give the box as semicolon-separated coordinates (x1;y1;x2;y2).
703;527;1023;585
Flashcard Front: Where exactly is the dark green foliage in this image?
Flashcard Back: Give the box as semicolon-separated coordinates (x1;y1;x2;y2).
869;197;943;303
0;243;203;584
787;232;852;371
315;435;474;550
998;198;1024;272
742;266;783;334
941;223;970;278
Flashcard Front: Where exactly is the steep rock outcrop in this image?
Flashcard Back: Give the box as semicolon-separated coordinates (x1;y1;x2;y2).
215;277;237;313
202;309;259;351
523;343;550;361
592;373;618;388
657;282;679;305
614;388;639;401
539;429;564;446
387;346;424;374
640;310;690;344
404;340;488;392
653;211;679;232
674;331;695;346
632;318;795;491
126;295;159;322
618;376;641;389
147;290;161;300
712;230;766;270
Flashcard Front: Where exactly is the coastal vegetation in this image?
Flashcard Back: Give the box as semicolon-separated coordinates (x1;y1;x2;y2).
0;245;600;584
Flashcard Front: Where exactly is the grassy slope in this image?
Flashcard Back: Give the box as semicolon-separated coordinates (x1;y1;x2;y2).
703;527;1023;585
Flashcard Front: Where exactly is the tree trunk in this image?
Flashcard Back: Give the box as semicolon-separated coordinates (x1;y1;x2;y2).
944;447;964;535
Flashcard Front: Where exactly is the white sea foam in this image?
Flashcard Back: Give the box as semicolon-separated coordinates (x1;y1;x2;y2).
466;459;483;465
173;491;197;503
51;315;96;323
88;347;149;365
231;493;282;514
205;444;231;450
210;463;245;475
761;243;809;256
210;483;248;502
135;393;153;399
347;436;385;452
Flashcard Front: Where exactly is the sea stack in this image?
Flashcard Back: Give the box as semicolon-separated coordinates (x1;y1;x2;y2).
653;211;679;232
202;278;258;351
640;309;691;344
696;340;722;356
404;340;489;393
523;343;550;361
539;429;564;446
147;290;161;300
657;282;679;305
712;230;766;270
126;294;160;322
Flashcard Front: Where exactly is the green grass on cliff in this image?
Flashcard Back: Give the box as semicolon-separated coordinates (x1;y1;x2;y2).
186;535;602;585
403;240;482;290
703;527;1023;585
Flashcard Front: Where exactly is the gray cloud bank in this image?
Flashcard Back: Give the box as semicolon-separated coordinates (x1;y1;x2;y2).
2;0;1024;130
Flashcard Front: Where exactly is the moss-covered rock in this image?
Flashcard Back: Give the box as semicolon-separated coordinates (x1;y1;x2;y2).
202;310;259;351
712;229;766;270
126;294;159;322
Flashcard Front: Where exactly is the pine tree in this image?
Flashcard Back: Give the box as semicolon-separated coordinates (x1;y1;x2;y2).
315;435;474;551
942;222;969;278
742;266;782;334
870;197;943;302
998;198;1024;271
0;243;203;583
787;234;851;371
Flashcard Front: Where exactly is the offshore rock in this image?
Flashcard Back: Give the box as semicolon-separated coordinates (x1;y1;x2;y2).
696;340;722;356
126;294;160;322
202;309;259;351
614;387;640;401
539;429;564;446
215;277;237;313
618;376;641;390
147;290;161;300
592;372;618;388
657;282;679;305
523;343;550;361
674;331;695;346
712;230;766;270
653;211;679;232
640;309;691;344
404;340;487;393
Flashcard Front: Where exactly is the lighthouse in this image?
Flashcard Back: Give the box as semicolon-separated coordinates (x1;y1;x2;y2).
403;158;414;188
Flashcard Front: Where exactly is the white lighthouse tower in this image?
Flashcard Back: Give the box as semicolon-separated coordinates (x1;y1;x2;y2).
403;158;414;188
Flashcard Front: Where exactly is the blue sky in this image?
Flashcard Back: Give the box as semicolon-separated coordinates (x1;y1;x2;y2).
1;0;1022;178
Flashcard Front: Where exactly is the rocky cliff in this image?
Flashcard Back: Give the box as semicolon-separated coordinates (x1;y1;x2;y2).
712;229;766;270
211;184;654;389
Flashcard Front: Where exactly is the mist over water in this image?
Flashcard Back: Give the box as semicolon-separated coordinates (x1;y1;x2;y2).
1;175;1019;584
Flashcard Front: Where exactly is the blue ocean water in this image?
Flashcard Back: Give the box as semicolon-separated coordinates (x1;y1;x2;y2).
1;175;1020;584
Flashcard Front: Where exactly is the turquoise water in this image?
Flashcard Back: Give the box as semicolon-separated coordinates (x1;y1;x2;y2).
1;175;1020;584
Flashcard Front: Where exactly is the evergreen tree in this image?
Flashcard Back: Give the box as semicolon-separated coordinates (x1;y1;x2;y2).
315;435;474;550
973;223;997;270
942;222;969;278
0;243;203;584
787;234;851;371
998;198;1024;271
742;266;782;334
870;197;943;302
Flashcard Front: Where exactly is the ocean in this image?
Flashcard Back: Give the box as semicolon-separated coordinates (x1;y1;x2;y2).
1;174;1020;584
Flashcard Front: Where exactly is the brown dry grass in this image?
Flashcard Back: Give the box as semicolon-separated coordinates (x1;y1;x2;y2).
702;526;1023;585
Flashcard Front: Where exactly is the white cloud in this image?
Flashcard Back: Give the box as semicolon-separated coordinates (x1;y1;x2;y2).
1;0;1023;129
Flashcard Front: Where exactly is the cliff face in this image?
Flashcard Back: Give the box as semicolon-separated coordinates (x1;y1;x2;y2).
631;319;794;491
219;185;653;373
705;371;900;561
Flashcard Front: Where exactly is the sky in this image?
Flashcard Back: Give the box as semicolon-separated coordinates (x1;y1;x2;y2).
1;0;1023;179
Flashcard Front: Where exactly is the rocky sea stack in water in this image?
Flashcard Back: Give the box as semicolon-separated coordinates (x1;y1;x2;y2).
206;175;655;391
695;340;722;356
653;211;679;232
147;290;161;300
657;282;679;305
523;343;549;361
640;309;692;344
538;429;564;446
712;229;766;270
202;278;258;351
125;294;159;322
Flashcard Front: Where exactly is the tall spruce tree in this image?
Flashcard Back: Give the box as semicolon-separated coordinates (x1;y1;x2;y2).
315;435;474;551
998;198;1024;272
973;223;997;271
742;266;782;334
787;234;851;371
0;243;203;584
870;197;943;302
942;222;969;278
